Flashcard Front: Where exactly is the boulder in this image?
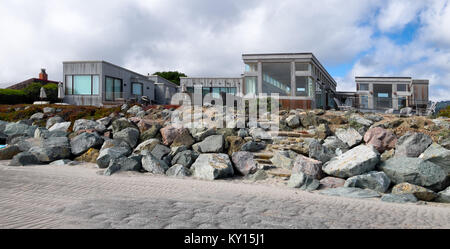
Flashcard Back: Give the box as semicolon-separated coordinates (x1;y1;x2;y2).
190;127;216;142
400;107;413;115
436;187;450;203
379;157;448;191
73;119;99;132
113;128;140;148
171;150;199;168
127;105;144;116
237;129;249;138
0;145;21;160
29;137;71;163
319;187;381;199
287;172;320;190
34;127;50;140
286;115;300;129
364;114;383;123
141;153;169;174
323;136;349;155
192;135;224;153
419;143;450;175
291;154;324;180
316;123;331;140
160;125;184;146
171;129;195;148
381;149;395;162
9;152;40;166
381;194;418;204
300;112;321;127
226;136;245;156
240;141;266;152
309;140;335;163
151;144;171;160
133;139;160;155
140;124;162;141
349;114;373;127
0;120;8;133
249;128;272;140
191;154;234;180
43;107;55;114
344;171;391;193
319;177;346;189
70;132;104;156
48;122;71;132
10;137;41;152
363;127;397;153
322;145;380;178
335;128;362;148
96;117;112;127
30;112;45;121
391;183;438;201
111;118;136;134
46;116;64;129
383;119;404;129
248;170;269;182
395;132;433;157
96;147;131;169
270;150;298;170
4;123;34;137
104;156;142;176
231;151;258;176
74;148;100;163
166;164;191;177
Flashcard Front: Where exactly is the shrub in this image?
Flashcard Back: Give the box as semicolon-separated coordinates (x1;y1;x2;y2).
0;89;27;104
438;105;450;118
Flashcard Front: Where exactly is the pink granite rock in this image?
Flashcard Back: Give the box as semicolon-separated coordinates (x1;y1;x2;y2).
319;177;346;189
160;125;184;146
363;127;397;153
292;154;324;180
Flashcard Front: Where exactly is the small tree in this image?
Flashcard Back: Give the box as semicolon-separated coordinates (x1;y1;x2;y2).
153;71;187;86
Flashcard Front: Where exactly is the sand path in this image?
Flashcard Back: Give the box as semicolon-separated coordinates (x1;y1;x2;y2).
0;161;449;229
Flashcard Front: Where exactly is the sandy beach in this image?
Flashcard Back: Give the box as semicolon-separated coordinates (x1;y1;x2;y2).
0;160;449;229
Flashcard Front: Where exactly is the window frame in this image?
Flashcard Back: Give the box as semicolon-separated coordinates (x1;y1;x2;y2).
65;74;100;96
131;82;144;96
105;76;123;101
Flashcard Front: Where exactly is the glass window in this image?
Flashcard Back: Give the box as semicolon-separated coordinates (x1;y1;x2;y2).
359;84;369;91
245;63;257;72
295;76;309;96
398;97;407;109
262;63;291;96
114;79;122;99
212;87;221;98
132;83;143;96
92;75;99;95
397;84;407;91
73;75;92;95
360;95;369;109
186;87;194;93
105;77;114;101
295;63;310;71
245;76;257;95
202;87;210;97
229;88;237;95
65;75;73;95
378;93;389;98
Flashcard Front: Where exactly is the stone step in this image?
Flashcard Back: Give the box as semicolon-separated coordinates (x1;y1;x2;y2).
253;152;274;160
266;168;291;178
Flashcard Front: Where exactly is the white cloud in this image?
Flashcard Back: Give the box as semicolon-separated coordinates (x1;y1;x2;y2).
376;0;428;32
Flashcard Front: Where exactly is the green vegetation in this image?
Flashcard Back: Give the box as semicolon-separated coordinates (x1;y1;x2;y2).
153;71;187;85
0;82;59;104
438;105;450;118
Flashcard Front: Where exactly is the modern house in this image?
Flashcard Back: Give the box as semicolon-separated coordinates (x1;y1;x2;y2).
335;77;429;112
147;75;180;106
62;61;178;106
180;53;337;109
7;69;60;90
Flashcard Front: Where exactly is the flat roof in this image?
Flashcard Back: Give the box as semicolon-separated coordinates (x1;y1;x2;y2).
356;76;412;79
63;60;150;80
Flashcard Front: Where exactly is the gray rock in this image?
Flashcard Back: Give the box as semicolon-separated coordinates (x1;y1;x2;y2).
3;123;33;137
43;107;55;114
391;182;438;201
9;152;40;166
323;136;349;155
231;151;258;176
335;128;362;148
171;150;199;168
10;137;40;152
349;114;373;127
322;145;380;178
0;145;21;160
29;137;71;163
96;117;112;127
395;132;433;157
364;114;383;123
379;157;448;191
104;156;142;176
34;127;50;139
249;128;272;140
240;141;266;152
48;122;71;132
166;164;191;177
319;187;381;199
192;135;224;153
46;116;64;129
141;153;169;174
381;194;418;204
419;143;450;175
151;144;171;160
133;139;160;155
70;132;104;156
270;150;298;170
49;159;80;166
288;172;320;190
309;140;335;163
436;187;450;203
73;119;99;132
0;120;8;133
190;127;216;142
400;107;413;115
112;118;136;134
291;154;324;180
344;171;391;193
248;170;268;181
47;130;68;138
237;129;249;138
319;177;346;189
113;127;140;148
127;105;144;116
96;147;131;169
30;112;45;121
286;115;300;129
191;154;234;180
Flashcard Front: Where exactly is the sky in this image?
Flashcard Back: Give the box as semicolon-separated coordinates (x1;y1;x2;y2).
0;0;449;101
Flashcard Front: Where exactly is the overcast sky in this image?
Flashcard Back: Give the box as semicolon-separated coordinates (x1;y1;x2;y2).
0;0;449;101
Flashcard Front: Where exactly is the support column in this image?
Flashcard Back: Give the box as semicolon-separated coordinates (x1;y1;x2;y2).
257;62;263;96
392;84;398;110
291;61;296;97
368;83;374;109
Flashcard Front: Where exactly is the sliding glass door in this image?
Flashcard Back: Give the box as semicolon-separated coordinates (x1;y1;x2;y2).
105;76;123;101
